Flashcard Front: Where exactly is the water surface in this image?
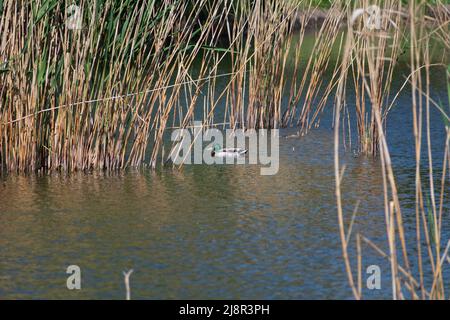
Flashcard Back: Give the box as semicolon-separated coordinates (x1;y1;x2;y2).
0;32;449;299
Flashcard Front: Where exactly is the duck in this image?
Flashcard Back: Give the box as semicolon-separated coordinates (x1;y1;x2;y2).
283;130;300;139
211;143;248;157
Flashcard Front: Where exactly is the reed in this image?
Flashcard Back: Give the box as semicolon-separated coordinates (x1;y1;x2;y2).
341;0;406;155
0;0;232;172
0;0;345;171
292;1;346;133
334;0;450;299
223;0;346;131
1;0;449;301
225;0;299;129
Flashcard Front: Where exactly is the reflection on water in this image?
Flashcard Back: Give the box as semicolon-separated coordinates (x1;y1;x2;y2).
1;33;449;299
1;125;440;300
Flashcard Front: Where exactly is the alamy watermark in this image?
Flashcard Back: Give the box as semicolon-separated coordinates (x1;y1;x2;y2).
351;5;383;31
169;122;279;176
66;4;82;30
366;265;381;290
66;265;81;290
351;4;401;31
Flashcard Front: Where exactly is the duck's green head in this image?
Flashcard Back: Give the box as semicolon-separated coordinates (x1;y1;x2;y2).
213;144;221;152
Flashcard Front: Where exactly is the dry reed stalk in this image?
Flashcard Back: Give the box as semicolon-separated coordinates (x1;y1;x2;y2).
0;0;347;172
295;2;346;132
344;0;405;155
123;269;133;300
226;0;298;129
334;26;360;300
281;1;346;131
335;0;450;299
0;0;232;172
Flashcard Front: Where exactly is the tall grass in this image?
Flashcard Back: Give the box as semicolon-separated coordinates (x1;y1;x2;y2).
334;0;450;299
339;0;406;155
1;0;449;301
0;0;231;172
1;0;341;171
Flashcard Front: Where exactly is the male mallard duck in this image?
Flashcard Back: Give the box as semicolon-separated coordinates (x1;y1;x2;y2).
211;143;247;157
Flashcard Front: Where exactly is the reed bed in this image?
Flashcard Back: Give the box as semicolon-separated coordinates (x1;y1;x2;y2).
1;0;343;171
287;1;346;133
0;0;358;173
334;0;450;299
2;0;450;300
225;0;300;129
225;0;347;131
338;0;406;155
0;0;233;172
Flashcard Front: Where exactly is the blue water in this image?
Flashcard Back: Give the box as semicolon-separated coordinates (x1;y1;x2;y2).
0;41;449;299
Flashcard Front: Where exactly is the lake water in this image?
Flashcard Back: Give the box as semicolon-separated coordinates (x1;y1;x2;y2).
0;33;449;299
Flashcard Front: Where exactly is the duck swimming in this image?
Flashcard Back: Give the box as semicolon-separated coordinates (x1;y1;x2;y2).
211;144;247;157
